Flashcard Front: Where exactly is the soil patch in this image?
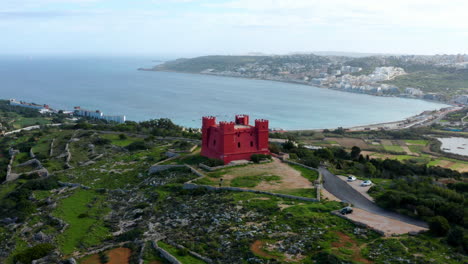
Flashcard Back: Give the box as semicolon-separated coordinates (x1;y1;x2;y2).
80;248;131;264
250;240;278;259
219;158;313;191
332;232;373;264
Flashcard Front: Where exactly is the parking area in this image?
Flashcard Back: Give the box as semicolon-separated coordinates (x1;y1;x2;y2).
336;175;374;201
336;208;428;236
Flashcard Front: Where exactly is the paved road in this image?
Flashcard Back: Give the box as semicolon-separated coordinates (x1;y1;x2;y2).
319;167;428;228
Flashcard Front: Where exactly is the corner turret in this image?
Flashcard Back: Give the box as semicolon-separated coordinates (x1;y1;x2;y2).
255;119;269;131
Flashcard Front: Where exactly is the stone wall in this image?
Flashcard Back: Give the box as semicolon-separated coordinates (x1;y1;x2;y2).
151;241;182;264
183;183;318;202
148;165;186;174
282;159;318;172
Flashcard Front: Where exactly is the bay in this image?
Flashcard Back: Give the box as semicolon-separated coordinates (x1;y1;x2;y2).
0;56;448;130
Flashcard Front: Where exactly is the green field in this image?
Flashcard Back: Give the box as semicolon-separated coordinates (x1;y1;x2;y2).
100;133;142;147
382;145;405;153
404;140;428;145
52;189;110;254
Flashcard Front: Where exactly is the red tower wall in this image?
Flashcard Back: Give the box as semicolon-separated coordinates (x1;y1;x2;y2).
201;115;270;164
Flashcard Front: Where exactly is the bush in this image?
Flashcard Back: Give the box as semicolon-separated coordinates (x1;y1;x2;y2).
118;134;127;140
116;228;143;242
99;251;109;264
93;137;112;146
251;154;272;163
14;243;55;263
429;216;450;236
126;141;147;151
203;158;225;167
447;226;465;248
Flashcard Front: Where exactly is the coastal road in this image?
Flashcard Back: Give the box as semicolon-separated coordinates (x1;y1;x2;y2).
319;167;428;228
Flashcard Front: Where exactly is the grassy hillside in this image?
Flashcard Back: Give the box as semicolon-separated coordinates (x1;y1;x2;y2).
385;68;468;95
154;55;266;73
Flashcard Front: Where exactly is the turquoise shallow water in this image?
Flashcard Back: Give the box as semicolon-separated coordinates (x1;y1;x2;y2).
0;55;447;129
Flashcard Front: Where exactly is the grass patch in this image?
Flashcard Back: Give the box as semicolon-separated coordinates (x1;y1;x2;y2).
404;140;428;145
157;241;205;264
230;175;281;188
53;189;110;254
273;188;316;198
100;133;141;147
289;164;319;182
383;145;404;152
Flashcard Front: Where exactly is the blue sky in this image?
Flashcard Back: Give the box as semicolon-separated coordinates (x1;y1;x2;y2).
2;0;467;56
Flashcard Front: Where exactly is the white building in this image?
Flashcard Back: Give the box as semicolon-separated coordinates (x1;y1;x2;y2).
74;106;126;124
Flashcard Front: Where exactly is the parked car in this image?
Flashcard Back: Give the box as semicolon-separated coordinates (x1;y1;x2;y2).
361;180;372;186
347;175;357;182
340;206;353;215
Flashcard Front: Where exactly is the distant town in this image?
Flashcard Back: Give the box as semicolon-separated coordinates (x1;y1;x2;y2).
147;53;468;105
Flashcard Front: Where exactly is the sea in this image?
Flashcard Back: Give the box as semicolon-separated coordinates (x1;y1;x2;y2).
0;55;448;130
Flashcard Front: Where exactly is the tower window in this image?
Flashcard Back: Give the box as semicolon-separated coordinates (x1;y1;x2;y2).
213;140;216;146
250;141;253;147
238;142;241;148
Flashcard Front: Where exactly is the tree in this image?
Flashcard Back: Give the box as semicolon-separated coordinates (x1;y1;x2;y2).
429;216;450;236
447;226;465;248
99;251;109;264
350;146;361;160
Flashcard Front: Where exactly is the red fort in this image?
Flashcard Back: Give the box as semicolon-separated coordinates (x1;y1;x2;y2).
201;115;270;164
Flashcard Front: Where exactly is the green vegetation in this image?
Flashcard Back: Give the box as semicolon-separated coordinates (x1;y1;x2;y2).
157;241;206;264
289;164;319;182
13;243;54;264
382;145;405;153
230;174;281;188
385;68;468;95
52;189;110;254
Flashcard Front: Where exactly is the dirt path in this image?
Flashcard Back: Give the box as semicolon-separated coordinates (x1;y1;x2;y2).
250;240;277;259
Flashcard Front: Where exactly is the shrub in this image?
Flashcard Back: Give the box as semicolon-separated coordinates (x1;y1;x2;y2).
118;134;127;140
251;154;272;163
126;141;147;151
99;251;109;264
78;213;89;218
116;228;144;242
93;137;112;146
447;226;465;247
14;243;54;264
203;158;225;167
429;216;450;236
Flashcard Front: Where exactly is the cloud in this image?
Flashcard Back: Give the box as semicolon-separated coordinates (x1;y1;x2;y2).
0;11;80;19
